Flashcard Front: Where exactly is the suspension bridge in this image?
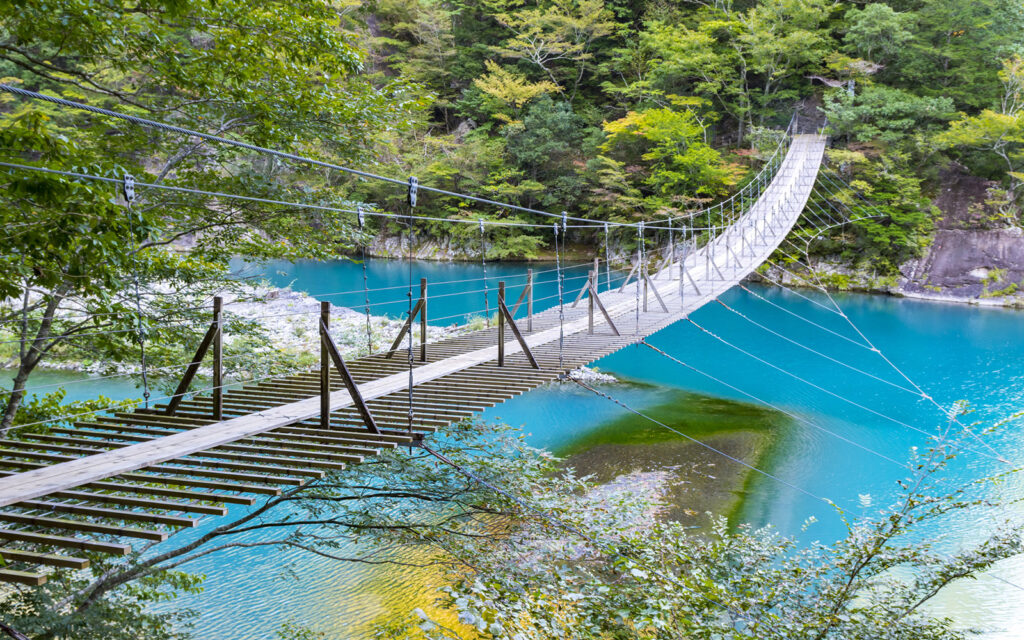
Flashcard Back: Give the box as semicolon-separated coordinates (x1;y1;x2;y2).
0;88;839;587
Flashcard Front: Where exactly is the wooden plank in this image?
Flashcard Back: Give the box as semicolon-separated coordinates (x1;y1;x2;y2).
0;512;168;541
47;489;228;516
0;529;132;555
16;500;198;528
0;548;89;569
0;569;46;586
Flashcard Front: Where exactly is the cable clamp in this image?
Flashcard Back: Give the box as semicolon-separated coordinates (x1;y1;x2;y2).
123;173;136;204
561;211;567;232
357;205;364;229
407;176;419;207
479;218;485;234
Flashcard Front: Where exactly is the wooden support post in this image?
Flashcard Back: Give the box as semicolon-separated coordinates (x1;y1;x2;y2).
212;297;223;421
497;281;505;366
509;270;533;329
588;271;595;335
617;261;639;293
657;252;672;279
497;297;540;369
165;303;221;416
321;319;380;434
385;297;425;358
644;273;670;313
708;254;726;280
643;265;649;312
320;301;331;429
419;278;427;362
678;264;685;310
685;265;703;295
571;271;590;307
726;243;743;265
588;278;620;336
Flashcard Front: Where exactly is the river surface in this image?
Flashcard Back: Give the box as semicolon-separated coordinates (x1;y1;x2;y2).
7;257;1024;638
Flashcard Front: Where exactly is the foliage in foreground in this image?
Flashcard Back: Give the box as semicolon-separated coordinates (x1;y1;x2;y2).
385;419;1021;639
0;404;1019;640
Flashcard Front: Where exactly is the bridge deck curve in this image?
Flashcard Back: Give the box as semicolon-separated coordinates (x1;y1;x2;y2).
0;134;825;584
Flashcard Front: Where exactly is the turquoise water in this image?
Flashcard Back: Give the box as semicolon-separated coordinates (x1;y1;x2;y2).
8;258;1024;637
232;257;624;325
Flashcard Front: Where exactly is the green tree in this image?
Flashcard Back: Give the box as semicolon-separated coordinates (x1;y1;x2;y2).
885;0;1024;112
935;57;1024;221
504;95;586;208
598;108;738;211
820;149;935;271
491;0;618;100
824;84;955;147
638;0;833;141
396;420;1023;639
843;3;914;65
0;0;418;430
0;421;571;640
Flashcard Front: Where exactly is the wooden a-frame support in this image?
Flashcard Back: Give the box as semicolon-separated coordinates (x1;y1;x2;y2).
617;261;639;293
164;297;223;419
585;270;619;335
572;258;600;307
385;278;428;362
643;272;670;312
320;301;379;433
508;268;534;332
497;282;540;369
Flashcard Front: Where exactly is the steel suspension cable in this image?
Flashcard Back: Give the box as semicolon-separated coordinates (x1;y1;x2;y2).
358;207;374;353
480;219;490;328
777;201;1010;464
712;299;919;395
738;284;872;349
603;222;612;291
123;174;152;409
684;316;1005;463
640;340;911;469
0;84;619;228
554;219;565;372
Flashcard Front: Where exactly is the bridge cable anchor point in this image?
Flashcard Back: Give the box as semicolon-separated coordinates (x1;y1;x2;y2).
122;172;136;204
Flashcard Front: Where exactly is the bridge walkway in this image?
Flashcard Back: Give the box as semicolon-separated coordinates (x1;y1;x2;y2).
0;134;825;585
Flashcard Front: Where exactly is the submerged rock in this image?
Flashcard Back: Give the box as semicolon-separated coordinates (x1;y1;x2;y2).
566;366;617;383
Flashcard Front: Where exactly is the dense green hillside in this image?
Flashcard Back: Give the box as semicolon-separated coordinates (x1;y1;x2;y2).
3;0;1022;272
354;0;1023;269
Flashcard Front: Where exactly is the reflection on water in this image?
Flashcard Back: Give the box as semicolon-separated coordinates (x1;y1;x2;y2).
8;258;1024;637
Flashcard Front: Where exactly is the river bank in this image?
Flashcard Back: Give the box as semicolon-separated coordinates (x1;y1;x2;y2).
0;284;469;377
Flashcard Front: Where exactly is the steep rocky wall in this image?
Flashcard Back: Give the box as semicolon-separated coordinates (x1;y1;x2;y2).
898;164;1024;306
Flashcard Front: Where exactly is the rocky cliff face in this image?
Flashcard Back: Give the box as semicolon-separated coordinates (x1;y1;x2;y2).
898;164;1024;306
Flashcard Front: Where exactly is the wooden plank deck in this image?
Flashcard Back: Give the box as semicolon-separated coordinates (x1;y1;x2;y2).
0;134;825;584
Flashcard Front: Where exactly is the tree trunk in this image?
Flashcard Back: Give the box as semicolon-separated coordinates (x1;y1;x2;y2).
0;291;65;434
